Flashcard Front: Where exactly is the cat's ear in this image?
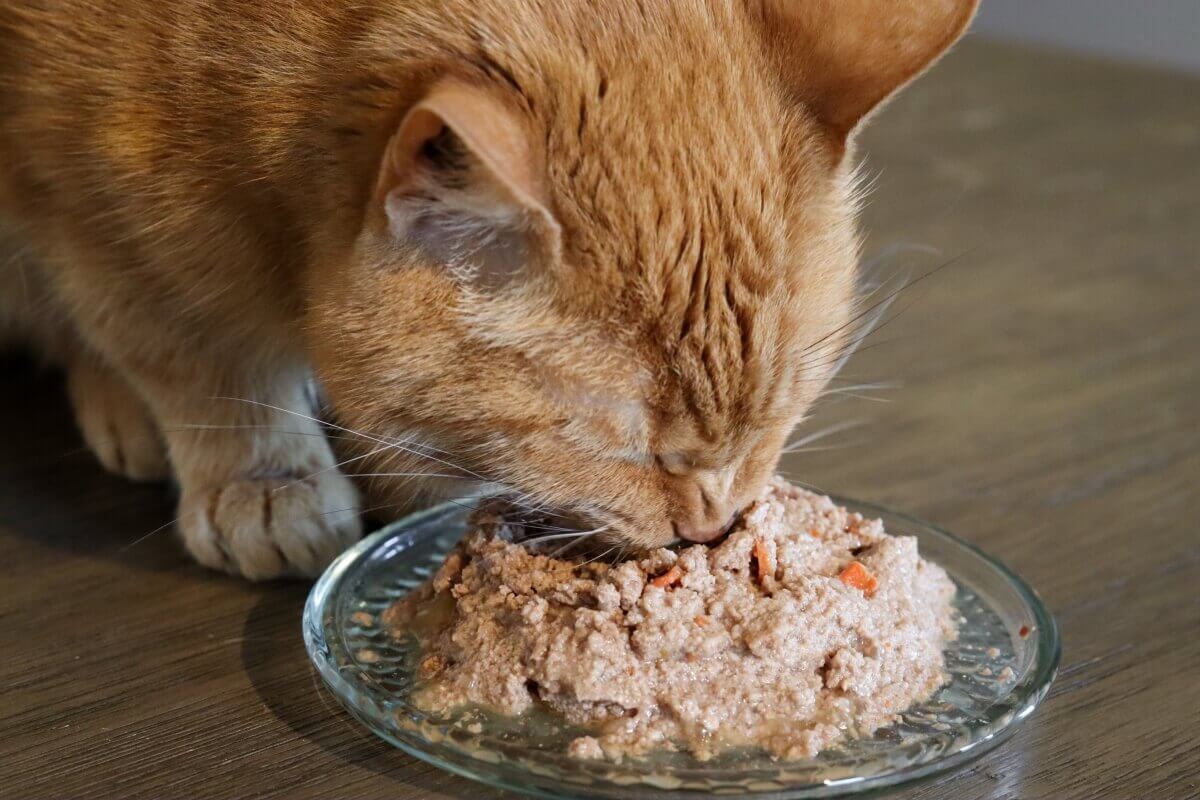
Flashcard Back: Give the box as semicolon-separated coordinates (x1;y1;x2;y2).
753;0;978;141
374;81;559;286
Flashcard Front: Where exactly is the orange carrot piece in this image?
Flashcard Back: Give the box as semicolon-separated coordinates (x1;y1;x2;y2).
809;528;822;539
694;615;710;627
838;561;878;596
753;539;774;583
651;565;682;588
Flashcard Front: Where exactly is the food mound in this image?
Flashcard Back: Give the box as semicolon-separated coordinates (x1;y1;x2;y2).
385;478;957;761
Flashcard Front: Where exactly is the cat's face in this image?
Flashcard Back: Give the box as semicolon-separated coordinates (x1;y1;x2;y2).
307;0;975;548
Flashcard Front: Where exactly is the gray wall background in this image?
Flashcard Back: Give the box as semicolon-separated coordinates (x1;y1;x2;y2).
973;1;1200;74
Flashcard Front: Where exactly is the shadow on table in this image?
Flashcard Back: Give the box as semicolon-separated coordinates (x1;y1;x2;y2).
240;587;513;798
0;355;183;572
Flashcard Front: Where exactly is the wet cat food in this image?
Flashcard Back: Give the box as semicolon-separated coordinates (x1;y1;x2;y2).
385;478;957;761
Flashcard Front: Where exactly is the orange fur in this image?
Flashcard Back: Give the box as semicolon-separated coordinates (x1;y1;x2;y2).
0;0;975;577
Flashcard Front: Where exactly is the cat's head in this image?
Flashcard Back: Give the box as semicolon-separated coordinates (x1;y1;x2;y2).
308;0;976;547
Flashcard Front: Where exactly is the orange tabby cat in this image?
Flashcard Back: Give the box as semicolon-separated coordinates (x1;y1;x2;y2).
0;0;976;578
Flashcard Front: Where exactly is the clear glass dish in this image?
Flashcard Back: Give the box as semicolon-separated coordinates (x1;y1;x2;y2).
303;496;1060;799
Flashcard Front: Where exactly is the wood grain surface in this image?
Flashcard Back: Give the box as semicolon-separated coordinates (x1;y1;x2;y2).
2;40;1198;799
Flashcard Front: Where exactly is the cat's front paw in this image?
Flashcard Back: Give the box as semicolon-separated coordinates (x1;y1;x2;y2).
178;471;361;580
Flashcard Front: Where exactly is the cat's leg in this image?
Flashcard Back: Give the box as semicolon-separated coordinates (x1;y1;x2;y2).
0;236;170;480
0;231;75;358
20;233;362;579
69;337;361;578
65;355;171;482
148;363;363;580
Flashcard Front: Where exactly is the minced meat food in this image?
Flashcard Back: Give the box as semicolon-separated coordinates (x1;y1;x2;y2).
384;478;957;761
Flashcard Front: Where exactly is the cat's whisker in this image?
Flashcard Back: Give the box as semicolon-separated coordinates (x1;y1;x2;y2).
119;517;178;552
208;397;375;439
795;285;901;375
520;525;611;545
792;373;884;384
817;381;899;404
782;419;866;454
796;272;906;361
338;428;458;463
770;472;836;497
270;444;400;494
794;334;915;376
506;504;575;522
55;425;363;464
212;396;493;484
435;493;508;516
825;298;900;378
579;545;619;566
821;381;900;395
319;503;377;518
494;487;577;520
825;391;893;404
859;241;943;272
520;520;598;533
548;539;586;558
171;423;369;442
427;491;580;527
797;255;965;381
355;425;468;459
342;471;464;480
781;443;858;454
320;496;442;518
371;437;490;483
385;437;464;459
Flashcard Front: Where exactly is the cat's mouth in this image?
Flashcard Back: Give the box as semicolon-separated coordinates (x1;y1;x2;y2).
472;495;745;559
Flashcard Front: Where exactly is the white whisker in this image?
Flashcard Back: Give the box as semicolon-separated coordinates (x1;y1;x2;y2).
171;423;365;442
272;444;397;494
819;381;899;404
781;443;856;454
822;381;900;395
771;472;835;496
521;525;610;545
341;471;464;481
119;518;177;551
782;419;866;453
580;545;619;566
210;397;492;483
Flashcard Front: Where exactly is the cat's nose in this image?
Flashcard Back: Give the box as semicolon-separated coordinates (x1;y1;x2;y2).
675;512;739;543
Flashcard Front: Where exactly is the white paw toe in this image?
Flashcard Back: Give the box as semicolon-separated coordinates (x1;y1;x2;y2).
179;471;361;580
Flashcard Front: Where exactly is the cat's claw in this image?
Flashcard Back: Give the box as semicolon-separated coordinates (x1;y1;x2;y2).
179;471;361;580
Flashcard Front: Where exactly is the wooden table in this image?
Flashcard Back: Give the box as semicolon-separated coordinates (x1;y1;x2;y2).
2;40;1198;799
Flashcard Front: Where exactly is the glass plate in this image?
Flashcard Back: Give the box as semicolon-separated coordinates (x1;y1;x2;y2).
303;496;1060;799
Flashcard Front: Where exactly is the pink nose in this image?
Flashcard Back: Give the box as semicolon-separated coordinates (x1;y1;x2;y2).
675;514;738;543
